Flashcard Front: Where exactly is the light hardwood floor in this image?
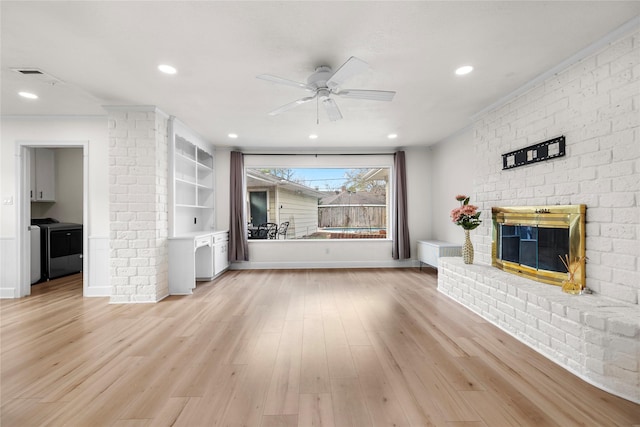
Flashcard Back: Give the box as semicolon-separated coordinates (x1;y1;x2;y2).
1;269;639;426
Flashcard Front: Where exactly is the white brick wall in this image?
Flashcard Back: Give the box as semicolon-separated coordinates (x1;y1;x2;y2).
107;107;169;303
438;28;639;403
472;29;639;305
439;257;639;403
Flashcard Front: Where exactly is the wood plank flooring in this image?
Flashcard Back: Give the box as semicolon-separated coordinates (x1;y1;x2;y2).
1;269;639;426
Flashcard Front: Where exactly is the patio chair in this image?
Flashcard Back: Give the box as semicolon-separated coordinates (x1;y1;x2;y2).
254;222;278;239
277;221;289;239
265;222;278;239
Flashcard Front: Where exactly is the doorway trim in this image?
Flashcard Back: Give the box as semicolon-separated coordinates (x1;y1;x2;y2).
16;140;89;297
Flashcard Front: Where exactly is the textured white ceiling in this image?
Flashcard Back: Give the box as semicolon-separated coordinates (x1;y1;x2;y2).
2;1;639;151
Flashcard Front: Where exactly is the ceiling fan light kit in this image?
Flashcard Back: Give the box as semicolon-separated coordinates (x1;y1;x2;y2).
257;56;395;122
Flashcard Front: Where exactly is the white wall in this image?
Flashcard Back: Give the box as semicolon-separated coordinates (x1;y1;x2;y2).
0;116;110;296
1;117;109;235
215;148;431;268
405;147;432;246
429;127;475;245
214;149;230;232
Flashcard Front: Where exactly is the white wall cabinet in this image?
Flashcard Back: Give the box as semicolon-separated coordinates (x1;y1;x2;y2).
30;148;56;202
213;231;229;276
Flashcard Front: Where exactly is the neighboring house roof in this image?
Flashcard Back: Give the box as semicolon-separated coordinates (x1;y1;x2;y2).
320;190;385;206
246;170;325;198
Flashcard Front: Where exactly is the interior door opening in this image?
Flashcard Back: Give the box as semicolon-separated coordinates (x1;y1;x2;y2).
19;143;89;298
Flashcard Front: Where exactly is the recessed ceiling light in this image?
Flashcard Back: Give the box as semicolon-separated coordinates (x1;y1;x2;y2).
18;91;38;99
228;133;238;139
309;134;318;139
455;65;474;76
387;133;398;139
158;64;177;75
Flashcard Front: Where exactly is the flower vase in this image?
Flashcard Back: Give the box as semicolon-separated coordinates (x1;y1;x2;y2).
462;229;474;264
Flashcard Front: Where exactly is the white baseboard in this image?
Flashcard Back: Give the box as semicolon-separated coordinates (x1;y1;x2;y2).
84;286;111;297
230;259;419;270
0;288;18;298
109;295;164;304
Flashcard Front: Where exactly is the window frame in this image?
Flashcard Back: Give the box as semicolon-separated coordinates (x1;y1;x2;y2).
244;154;394;241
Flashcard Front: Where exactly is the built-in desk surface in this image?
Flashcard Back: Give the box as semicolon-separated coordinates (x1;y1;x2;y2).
169;230;229;295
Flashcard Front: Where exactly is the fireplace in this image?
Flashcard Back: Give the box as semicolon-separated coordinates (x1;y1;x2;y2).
492;205;585;287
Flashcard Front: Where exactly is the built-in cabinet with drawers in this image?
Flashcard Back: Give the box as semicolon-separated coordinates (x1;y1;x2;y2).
30;148;56;202
168;117;228;294
168;230;229;295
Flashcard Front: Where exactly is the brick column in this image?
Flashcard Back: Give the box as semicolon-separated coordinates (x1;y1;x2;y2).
106;106;169;303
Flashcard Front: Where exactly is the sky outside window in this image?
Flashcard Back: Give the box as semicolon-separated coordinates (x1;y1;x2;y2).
284;168;349;191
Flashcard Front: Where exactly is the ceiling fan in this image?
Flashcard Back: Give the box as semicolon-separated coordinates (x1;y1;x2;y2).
257;56;395;122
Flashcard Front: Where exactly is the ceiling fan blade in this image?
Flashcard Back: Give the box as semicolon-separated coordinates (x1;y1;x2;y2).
336;89;396;101
257;74;315;92
268;95;316;116
326;56;369;90
323;98;343;121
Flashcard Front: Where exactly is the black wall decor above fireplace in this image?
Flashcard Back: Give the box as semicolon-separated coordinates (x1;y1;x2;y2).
502;136;565;170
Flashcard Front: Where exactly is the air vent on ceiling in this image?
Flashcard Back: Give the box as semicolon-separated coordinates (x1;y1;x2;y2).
16;69;43;75
10;67;63;85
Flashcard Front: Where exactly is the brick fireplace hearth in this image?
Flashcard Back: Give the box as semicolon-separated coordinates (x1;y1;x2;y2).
438;257;639;403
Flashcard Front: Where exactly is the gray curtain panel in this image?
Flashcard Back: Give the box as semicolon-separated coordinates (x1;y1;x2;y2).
392;151;411;260
229;151;249;261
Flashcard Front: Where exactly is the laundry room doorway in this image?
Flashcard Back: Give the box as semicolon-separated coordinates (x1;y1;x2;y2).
17;141;89;298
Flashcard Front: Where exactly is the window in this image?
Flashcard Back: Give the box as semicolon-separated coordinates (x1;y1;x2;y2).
244;155;392;240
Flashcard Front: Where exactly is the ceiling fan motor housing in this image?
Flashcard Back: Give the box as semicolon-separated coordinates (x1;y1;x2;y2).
307;66;333;90
317;89;331;101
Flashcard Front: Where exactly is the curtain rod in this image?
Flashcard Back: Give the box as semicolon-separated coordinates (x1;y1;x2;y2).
241;152;399;156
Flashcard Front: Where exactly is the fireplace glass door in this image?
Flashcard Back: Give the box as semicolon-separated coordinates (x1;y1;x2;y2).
499;225;569;273
492;205;585;287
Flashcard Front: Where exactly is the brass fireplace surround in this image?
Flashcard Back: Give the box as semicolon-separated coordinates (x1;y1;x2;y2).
492;205;586;287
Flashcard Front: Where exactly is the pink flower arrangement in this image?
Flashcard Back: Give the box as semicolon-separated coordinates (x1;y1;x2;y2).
451;195;482;230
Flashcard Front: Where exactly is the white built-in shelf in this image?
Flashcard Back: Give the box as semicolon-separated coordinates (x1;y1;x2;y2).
169;117;215;237
168;117;226;296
